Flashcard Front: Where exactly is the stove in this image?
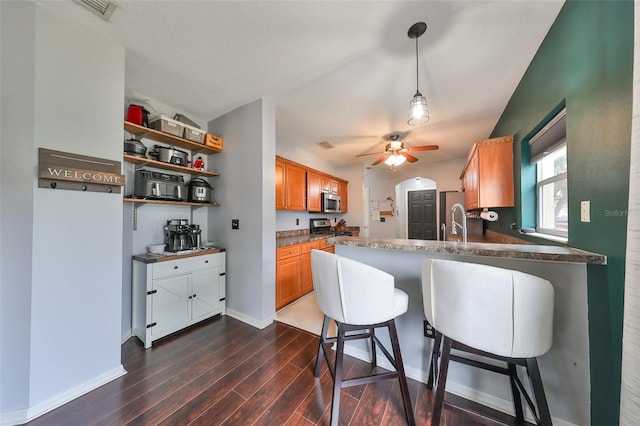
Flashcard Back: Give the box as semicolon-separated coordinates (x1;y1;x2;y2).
309;218;353;237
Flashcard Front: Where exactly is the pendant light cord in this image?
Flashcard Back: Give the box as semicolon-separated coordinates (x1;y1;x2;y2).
415;36;419;92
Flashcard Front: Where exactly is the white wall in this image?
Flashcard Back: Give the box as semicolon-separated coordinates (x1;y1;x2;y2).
364;158;466;238
1;1;36;415
209;99;276;327
1;2;125;423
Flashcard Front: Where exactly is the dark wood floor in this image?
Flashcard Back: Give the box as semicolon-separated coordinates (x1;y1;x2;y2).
27;315;488;426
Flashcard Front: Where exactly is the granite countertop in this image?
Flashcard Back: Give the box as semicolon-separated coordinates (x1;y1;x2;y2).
276;234;333;247
133;247;225;264
327;236;607;265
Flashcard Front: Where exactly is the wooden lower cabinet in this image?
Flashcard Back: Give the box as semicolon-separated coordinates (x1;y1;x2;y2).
276;240;323;310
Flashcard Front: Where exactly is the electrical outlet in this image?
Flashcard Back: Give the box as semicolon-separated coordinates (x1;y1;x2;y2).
581;201;590;222
232;219;239;229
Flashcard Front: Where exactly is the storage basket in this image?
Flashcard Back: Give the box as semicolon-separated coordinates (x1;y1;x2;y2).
205;133;223;151
183;124;206;144
148;115;185;138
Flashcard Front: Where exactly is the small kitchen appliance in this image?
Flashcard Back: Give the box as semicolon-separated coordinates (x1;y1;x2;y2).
124;138;147;158
127;104;150;127
134;169;186;201
187;178;212;203
148;145;189;166
310;218;352;236
322;193;341;213
164;219;201;252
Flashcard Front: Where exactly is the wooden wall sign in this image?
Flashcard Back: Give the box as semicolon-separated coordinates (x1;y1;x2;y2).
39;148;124;194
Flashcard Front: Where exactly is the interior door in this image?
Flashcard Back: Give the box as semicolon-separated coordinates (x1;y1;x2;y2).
407;189;437;240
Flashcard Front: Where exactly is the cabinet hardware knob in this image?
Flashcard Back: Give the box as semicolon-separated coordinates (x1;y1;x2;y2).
205;260;208;263
174;266;178;269
193;294;197;298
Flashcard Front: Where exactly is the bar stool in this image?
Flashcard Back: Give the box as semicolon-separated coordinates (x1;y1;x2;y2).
311;250;415;426
421;259;554;426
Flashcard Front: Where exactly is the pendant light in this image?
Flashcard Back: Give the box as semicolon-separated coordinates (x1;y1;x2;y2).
407;22;429;126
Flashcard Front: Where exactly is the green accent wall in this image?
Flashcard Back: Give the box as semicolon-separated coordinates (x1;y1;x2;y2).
488;1;633;423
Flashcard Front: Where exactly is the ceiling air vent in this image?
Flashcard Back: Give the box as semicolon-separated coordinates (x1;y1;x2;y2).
317;141;334;149
74;0;117;21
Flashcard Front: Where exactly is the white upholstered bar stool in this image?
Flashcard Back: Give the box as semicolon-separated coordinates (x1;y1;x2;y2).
311;250;415;426
421;259;554;426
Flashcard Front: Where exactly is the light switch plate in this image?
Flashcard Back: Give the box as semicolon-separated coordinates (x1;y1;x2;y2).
581;201;590;222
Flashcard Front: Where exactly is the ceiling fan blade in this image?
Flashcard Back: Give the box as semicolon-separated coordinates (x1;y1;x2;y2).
407;145;439;151
356;150;385;157
403;153;418;163
372;153;390;166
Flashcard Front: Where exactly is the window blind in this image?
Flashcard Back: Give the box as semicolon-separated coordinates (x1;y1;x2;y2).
529;108;566;162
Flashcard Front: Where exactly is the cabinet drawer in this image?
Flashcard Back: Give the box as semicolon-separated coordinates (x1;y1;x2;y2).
301;240;322;253
152;254;219;279
277;245;300;260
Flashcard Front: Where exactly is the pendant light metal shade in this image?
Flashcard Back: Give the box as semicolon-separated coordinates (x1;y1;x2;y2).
407;22;429;126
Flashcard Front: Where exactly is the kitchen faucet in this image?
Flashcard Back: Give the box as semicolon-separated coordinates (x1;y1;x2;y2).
451;203;468;243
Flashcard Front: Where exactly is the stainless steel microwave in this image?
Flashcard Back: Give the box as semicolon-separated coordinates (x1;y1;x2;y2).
322;193;341;213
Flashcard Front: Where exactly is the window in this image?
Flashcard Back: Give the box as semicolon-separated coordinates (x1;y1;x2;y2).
536;145;567;237
528;107;567;239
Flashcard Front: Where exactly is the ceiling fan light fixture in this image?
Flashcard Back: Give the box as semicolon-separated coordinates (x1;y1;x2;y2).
407;22;429;126
384;154;407;167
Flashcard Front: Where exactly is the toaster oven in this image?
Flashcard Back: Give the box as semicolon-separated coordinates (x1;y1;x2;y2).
134;169;186;201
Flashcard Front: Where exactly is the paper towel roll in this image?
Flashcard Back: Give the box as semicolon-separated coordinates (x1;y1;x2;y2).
480;210;499;221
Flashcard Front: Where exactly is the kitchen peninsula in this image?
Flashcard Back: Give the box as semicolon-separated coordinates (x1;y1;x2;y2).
328;236;605;426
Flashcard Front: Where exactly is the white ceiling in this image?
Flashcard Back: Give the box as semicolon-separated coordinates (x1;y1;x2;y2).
38;0;564;169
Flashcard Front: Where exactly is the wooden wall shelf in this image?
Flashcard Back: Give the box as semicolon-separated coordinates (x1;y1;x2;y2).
124;197;220;208
124;121;221;155
123;154;219;177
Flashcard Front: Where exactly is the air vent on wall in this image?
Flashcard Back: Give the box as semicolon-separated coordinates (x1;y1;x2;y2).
74;0;117;21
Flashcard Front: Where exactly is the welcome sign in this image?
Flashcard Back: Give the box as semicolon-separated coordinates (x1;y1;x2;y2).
39;148;124;194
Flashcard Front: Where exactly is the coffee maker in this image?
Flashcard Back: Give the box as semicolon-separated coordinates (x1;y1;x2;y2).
164;219;201;252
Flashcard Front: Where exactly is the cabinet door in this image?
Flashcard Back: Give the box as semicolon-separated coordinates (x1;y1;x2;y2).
285;163;307;211
330;179;339;194
477;139;514;208
276;159;286;210
337;181;348;212
307;171;322;212
300;241;321;295
151;274;191;338
463;151;479;210
191;267;222;321
276;256;301;310
320;176;332;193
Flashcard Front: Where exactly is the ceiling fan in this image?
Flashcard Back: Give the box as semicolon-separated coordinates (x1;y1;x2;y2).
356;134;439;167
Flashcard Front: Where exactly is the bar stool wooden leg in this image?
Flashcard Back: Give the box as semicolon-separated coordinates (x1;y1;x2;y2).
432;336;452;426
508;363;525;421
526;357;552;426
388;319;416;425
427;331;442;390
330;324;346;426
370;327;377;369
315;315;331;377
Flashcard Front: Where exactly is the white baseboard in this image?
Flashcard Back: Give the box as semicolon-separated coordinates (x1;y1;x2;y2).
0;365;127;426
225;308;274;329
341;345;577;426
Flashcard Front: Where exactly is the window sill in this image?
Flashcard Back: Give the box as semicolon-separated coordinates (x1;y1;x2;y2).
520;231;568;244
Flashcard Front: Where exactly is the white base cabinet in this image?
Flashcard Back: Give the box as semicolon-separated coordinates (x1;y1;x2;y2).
132;251;226;348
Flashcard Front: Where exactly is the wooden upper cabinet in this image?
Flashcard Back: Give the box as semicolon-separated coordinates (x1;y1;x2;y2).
276;157;307;211
275;159;286;210
285;163;307;211
337;180;348;212
307;171;322;212
275;156;348;212
460;135;514;210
